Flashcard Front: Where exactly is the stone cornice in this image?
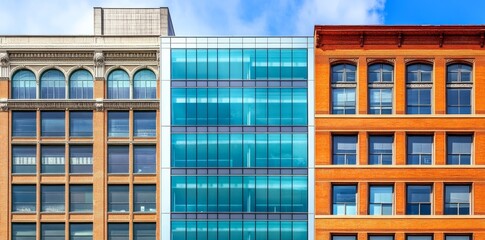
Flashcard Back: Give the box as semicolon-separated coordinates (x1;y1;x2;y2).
1;99;159;111
7;50;158;62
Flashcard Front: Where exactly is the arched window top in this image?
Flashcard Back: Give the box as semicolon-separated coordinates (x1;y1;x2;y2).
108;69;129;81
40;69;65;99
368;63;393;83
331;63;356;83
12;69;36;99
407;63;433;83
69;69;93;99
70;69;93;81
134;69;156;81
107;69;130;99
447;63;472;83
133;69;156;99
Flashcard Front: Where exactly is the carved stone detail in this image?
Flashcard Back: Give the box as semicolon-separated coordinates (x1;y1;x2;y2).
9;52;93;60
329;58;358;64
5;100;159;110
445;58;474;64
94;52;105;79
0;52;9;66
367;58;396;63
0;99;8;111
95;99;104;111
404;58;435;63
94;52;105;67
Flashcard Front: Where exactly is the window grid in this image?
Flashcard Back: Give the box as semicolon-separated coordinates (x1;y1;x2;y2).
331;64;356;114
332;185;357;215
447;63;472;114
406;185;432;215
69;69;93;99
332;135;357;165
444;185;471;215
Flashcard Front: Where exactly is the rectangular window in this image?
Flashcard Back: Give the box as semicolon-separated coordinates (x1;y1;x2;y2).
369;88;393;114
41;223;65;240
407;88;431;114
70;185;93;212
41;185;65;212
134;145;156;174
406;185;432;215
41;145;65;174
108;145;129;174
12;185;36;213
41;111;65;137
12;145;36;174
332;185;357;215
407;135;433;165
108;111;129;137
332;88;356;114
134;223;156;240
332;135;357;165
12;223;36;240
447;88;471;114
445;185;470;215
369;186;393;215
445;236;471;240
108;185;129;212
172;49;186;80
369;135;393;165
12;111;36;137
407;236;432;240
134;111;156;137
108;223;129;240
332;236;357;240
70;111;93;137
134;185;156;212
369;236;394;240
447;135;472;165
70;146;93;174
70;223;92;240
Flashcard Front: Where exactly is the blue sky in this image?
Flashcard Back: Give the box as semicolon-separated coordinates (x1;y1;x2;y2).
0;0;484;36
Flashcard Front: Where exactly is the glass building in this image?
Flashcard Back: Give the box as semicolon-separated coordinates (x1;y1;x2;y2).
160;37;315;240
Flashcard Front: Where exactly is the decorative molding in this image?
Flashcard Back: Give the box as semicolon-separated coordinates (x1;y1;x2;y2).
367;58;396;64
0;99;8;111
331;83;357;88
9;52;93;60
329;58;358;64
0;52;10;66
445;58;474;64
407;83;433;88
446;83;473;88
94;51;105;79
368;83;394;88
105;52;157;61
404;58;435;63
5;100;159;110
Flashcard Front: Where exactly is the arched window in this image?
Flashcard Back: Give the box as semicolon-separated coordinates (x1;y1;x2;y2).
107;70;130;99
69;69;93;99
406;63;433;114
11;69;36;99
40;69;65;99
331;63;356;114
133;69;156;99
447;63;472;114
368;63;393;114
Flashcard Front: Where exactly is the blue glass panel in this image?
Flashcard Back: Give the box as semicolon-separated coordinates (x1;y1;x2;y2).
41;111;65;137
281;134;292;167
134;111;156;137
243;49;256;80
197;176;208;212
172;49;186;80
218;49;230;80
172;88;186;125
197;49;208;80
230;88;243;125
40;69;65;99
12;111;36;137
186;49;197;80
108;112;129;137
230;222;242;240
172;176;186;212
208;134;218;167
268;176;280;212
281;221;292;240
293;88;307;125
186;176;196;211
171;222;186;240
243;134;255;167
197;88;208;125
70;224;92;240
255;134;268;167
133;69;156;99
218;222;229;240
243;88;255;125
230;49;243;80
197;221;208;240
69;69;93;99
70;111;93;137
207;89;218;125
255;88;268;125
268;221;280;240
243;221;255;240
107;70;130;99
186;134;197;167
268;88;281;125
281;49;292;80
255;176;268;212
207;176;218;211
197;134;207;167
281;89;292;125
12;70;36;99
255;49;267;79
208;49;218;79
280;176;292;212
293;134;308;167
218;176;230;212
268;49;281;80
243;176;255;212
186;88;197;125
230;134;243;167
292;49;308;80
218;88;230;125
218;134;230;167
268;134;281;167
172;134;186;167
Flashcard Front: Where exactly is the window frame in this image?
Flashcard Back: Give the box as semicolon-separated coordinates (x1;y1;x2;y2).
331;63;357;114
39;69;66;99
406;185;433;215
444;184;471;215
69;69;93;99
332;185;357;215
11;69;37;99
332;135;358;165
446;63;473;114
407;135;434;165
368;185;394;215
368;135;394;165
107;69;130;99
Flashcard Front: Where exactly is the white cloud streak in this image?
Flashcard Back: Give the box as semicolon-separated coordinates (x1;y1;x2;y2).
0;0;386;36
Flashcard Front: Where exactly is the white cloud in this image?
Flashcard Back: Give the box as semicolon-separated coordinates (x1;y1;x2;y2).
0;0;386;36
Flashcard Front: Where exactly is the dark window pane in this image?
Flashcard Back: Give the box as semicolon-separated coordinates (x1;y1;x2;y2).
12;145;36;174
12;111;36;137
134;146;156;174
333;185;357;215
40;69;65;99
41;111;65;137
41;185;65;212
41;145;65;174
134;111;156;137
70;223;93;240
12;70;36;99
70;185;93;212
331;64;356;83
108;223;129;240
445;185;470;215
69;69;93;99
108;70;130;99
447;135;472;165
12;185;36;212
333;135;357;165
108;185;129;212
407;136;433;165
108;146;129;174
70;111;93;137
134;223;156;240
108;111;129;137
369;135;393;165
407;185;432;215
12;223;36;240
70;146;93;174
134;185;156;212
134;69;157;99
41;223;65;240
